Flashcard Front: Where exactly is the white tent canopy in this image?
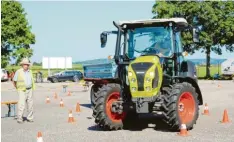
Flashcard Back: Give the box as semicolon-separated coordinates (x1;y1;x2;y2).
221;58;234;75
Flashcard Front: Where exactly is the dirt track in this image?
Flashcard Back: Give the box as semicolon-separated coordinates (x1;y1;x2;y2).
1;80;234;142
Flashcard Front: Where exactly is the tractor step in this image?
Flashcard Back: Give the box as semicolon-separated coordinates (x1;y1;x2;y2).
152;111;163;115
152;101;163;111
153;101;163;107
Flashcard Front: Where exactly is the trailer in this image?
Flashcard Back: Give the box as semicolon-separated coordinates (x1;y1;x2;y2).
83;61;118;107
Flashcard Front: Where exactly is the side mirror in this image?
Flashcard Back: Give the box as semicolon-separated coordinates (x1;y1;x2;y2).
193;27;199;43
100;32;107;48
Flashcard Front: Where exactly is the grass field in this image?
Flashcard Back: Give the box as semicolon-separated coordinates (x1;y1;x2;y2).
6;64;83;78
6;64;220;79
196;65;220;78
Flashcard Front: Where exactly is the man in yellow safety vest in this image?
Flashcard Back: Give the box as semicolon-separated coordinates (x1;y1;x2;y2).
13;58;36;124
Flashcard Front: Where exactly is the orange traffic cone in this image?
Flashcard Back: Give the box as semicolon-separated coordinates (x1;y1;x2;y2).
67;91;71;96
60;99;64;107
54;92;58;99
37;132;43;142
202;103;210;115
68;110;75;123
76;102;81;112
46;96;50;104
177;123;189;136
221;109;230;123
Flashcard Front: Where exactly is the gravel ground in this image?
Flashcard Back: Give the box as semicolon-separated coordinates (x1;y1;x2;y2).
1;80;234;142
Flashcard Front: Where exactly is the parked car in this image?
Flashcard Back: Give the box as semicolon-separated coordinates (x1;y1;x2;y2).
1;69;9;82
47;70;83;83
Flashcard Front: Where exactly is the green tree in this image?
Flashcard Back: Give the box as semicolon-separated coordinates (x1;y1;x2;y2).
152;1;234;78
12;48;33;65
32;62;42;66
1;1;35;67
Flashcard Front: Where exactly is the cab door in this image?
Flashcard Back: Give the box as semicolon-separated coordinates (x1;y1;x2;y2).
175;32;185;73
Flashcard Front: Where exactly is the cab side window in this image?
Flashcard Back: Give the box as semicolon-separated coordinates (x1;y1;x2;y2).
175;32;184;63
175;32;183;53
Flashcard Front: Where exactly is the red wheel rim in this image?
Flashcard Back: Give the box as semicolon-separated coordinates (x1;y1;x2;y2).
106;92;126;123
178;92;195;124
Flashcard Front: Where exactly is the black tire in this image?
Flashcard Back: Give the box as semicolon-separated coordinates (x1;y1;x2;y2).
90;84;101;109
52;78;58;83
161;82;199;131
73;75;79;82
93;83;125;130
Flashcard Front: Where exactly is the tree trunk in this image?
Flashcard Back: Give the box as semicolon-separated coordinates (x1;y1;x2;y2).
206;46;211;78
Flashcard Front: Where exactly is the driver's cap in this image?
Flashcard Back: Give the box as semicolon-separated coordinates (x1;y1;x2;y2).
108;55;113;60
182;51;188;56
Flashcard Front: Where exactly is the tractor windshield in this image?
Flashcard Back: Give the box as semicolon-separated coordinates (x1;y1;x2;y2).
127;26;173;59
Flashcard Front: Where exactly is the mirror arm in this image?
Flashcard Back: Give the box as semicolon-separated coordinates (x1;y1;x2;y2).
102;31;118;35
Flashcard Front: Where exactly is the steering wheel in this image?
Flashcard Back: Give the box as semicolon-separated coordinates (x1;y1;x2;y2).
141;47;160;55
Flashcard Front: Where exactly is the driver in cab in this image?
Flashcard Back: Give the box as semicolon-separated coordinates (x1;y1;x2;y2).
148;33;172;57
152;41;171;57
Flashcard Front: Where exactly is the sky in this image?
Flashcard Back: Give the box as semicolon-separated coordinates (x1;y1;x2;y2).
20;1;233;62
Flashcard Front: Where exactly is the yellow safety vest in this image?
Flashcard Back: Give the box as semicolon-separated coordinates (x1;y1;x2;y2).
16;68;35;91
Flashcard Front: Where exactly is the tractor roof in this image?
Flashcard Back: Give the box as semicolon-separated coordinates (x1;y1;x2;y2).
117;18;188;28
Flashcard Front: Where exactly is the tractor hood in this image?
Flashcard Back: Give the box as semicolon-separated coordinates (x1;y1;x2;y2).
128;56;163;98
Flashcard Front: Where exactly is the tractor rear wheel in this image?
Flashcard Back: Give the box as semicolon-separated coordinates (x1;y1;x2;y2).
90;84;101;109
93;83;128;130
161;82;199;131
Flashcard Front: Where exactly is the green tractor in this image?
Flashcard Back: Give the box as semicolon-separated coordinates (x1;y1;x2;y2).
84;18;203;131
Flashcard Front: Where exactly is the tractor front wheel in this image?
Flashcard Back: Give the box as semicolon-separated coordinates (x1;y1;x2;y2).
93;83;126;130
162;82;199;131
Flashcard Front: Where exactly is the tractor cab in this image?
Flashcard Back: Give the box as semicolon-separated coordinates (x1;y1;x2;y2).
116;18;189;59
100;18;199;82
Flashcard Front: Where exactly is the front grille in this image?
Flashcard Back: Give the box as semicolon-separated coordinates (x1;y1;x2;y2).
131;62;153;91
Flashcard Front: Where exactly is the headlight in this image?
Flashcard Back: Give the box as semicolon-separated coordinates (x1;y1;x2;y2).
146;86;151;91
131;78;136;83
128;71;133;77
146;77;151;83
149;71;154;77
131;87;137;92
